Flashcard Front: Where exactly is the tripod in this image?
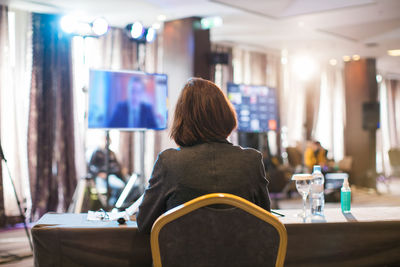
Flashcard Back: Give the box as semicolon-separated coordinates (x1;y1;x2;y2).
0;142;33;251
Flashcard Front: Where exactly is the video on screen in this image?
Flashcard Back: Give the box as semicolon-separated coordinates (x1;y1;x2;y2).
88;69;168;130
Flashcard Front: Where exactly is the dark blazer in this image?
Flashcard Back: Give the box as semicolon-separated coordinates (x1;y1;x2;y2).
108;102;156;128
136;140;271;233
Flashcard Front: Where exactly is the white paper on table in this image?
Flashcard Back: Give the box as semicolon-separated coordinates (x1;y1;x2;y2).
87;210;129;221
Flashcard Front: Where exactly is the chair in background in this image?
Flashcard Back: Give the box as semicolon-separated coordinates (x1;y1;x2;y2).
388;148;400;178
286;146;303;173
151;193;287;267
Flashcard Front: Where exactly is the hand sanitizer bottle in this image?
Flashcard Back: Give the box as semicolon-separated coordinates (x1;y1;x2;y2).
341;177;351;213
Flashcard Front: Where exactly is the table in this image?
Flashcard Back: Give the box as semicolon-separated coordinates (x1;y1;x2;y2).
32;207;400;267
31;213;152;267
279;207;400;266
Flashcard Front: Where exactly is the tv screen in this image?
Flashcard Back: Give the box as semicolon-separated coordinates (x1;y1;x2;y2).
88;69;168;130
227;82;278;132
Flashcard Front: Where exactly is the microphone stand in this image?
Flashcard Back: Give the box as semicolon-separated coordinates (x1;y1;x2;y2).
0;142;33;251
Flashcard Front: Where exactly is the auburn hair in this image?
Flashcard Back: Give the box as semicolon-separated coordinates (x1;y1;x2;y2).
170;78;237;147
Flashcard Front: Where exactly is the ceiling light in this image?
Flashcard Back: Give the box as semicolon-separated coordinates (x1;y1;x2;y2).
92;17;109;36
343;55;351;62
329;59;337;66
60;15;78;34
352;54;360;61
131;22;144;39
387;49;400;56
298;21;304;27
146;27;156;43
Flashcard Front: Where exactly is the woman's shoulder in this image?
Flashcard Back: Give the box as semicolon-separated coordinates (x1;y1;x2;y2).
157;147;180;159
230;144;262;157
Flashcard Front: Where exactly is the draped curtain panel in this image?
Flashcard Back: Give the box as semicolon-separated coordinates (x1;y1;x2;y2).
314;65;345;161
0;8;32;219
0;5;7;226
28;13;76;220
378;79;400;175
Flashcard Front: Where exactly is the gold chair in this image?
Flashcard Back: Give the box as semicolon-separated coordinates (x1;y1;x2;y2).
151;193;287;267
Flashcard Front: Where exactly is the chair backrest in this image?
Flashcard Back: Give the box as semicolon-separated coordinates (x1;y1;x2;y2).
150;193;287;267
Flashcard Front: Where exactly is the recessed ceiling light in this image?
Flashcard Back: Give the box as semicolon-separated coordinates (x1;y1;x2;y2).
352;55;360;61
298;21;304;27
343;55;351;62
387;49;400;56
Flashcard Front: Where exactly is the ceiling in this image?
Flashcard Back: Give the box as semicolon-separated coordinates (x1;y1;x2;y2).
3;0;400;76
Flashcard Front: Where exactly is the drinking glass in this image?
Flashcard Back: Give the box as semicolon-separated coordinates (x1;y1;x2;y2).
292;174;312;218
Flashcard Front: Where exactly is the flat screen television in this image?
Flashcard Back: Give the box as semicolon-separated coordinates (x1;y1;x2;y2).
88;69;168;130
227;82;278;132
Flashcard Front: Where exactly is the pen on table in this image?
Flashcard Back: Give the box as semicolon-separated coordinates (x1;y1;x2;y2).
271;210;285;217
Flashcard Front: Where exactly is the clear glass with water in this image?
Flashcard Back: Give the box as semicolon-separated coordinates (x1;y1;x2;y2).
310;165;325;216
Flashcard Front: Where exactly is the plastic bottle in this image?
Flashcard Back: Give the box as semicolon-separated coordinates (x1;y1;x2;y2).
341;177;351;213
310;165;325;216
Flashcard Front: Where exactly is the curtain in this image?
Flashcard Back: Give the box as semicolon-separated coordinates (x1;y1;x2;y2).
232;47;267;86
28;13;76;220
377;79;400;175
0;5;7;224
0;8;32;218
314;65;345;161
280;56;307;147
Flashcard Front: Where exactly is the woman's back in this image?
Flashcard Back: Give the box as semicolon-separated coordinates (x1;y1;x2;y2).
162;141;269;209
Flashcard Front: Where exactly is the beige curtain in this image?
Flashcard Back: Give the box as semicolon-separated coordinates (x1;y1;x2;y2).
314;64;345;161
377;79;400;175
0;7;32;217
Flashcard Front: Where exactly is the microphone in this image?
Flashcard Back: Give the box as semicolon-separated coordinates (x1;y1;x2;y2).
117;217;126;225
0;141;6;162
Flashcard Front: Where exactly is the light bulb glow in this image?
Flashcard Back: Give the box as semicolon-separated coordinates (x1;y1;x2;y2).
92;17;108;36
146;27;156;42
131;22;144;39
60;15;77;33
